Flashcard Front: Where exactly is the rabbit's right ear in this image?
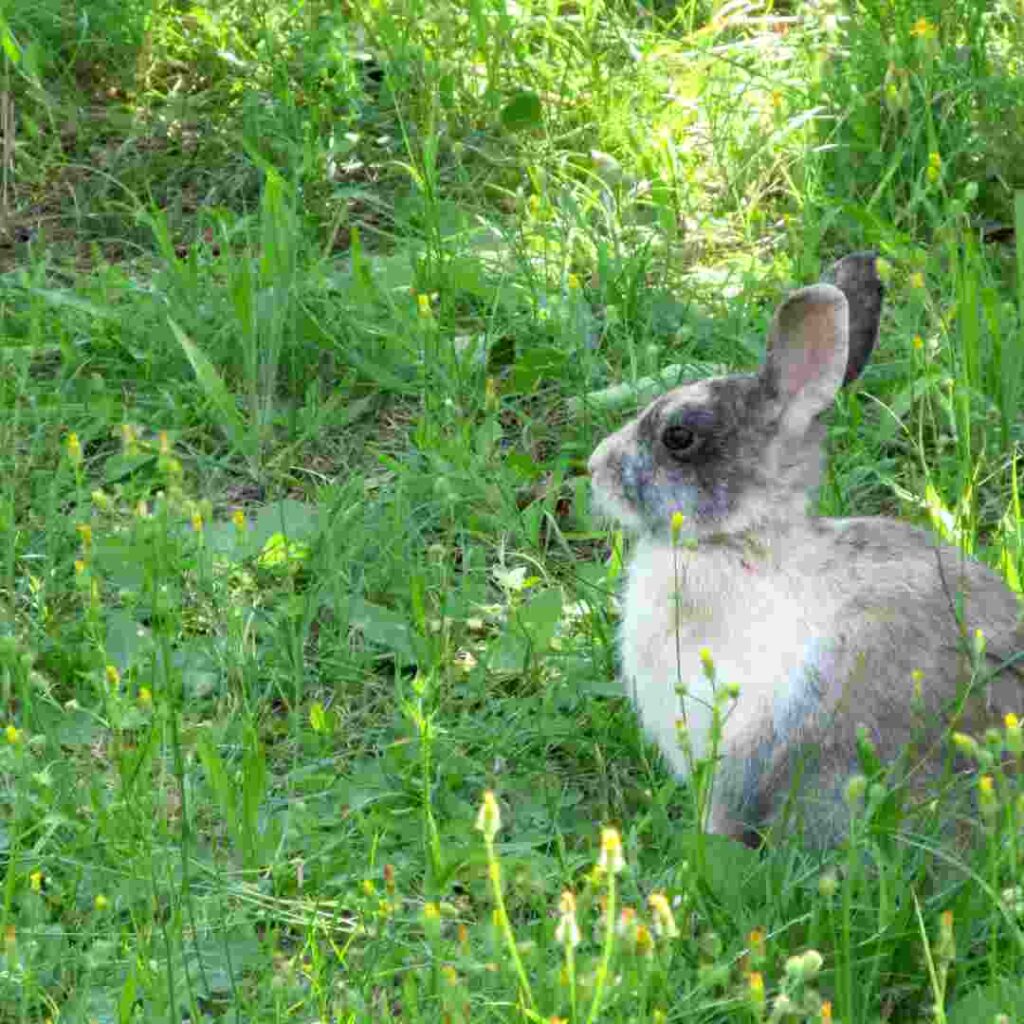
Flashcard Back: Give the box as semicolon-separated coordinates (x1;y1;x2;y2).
761;283;849;435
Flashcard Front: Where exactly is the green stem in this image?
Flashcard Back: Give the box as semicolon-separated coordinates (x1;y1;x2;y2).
585;868;617;1024
484;835;535;1013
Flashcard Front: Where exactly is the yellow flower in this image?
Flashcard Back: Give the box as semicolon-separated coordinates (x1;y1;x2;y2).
441;965;458;986
422;901;441;920
822;1000;833;1022
670;510;685;542
6;724;22;744
76;523;93;553
94;894;109;911
952;731;979;759
30;871;43;892
973;627;986;657
567;273;581;291
910;17;936;39
231;508;247;533
912;335;924;351
191;511;204;533
634;922;655;956
648;892;679;938
909;271;925;289
1006;713;1022;757
138;687;153;707
416;293;433;319
978;773;997;819
749;971;766;1006
66;432;83;466
597;826;625;874
698;646;715;677
74;559;87;577
475;790;502;841
105;664;121;688
555;890;581;947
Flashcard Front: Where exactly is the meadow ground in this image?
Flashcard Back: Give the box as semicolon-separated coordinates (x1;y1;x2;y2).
1;1;1023;1021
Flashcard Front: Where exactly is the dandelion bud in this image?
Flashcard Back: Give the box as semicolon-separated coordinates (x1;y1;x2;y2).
105;664;120;688
951;731;979;760
972;627;986;658
748;971;765;1008
670;511;685;543
818;869;838;899
801;949;823;979
936;909;955;963
555;890;581;947
76;523;93;553
475;790;502;841
784;954;804;981
634;923;655;957
1005;713;1021;757
911;668;923;697
978;774;997;822
698;646;714;677
844;774;867;808
66;432;83;466
648;892;679;939
597;826;625;874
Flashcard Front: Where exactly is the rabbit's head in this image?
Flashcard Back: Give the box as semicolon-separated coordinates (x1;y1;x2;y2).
588;254;883;540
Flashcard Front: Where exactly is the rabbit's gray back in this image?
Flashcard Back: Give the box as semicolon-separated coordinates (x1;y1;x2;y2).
623;516;1022;841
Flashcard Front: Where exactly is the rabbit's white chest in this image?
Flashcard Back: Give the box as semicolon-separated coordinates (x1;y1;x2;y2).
620;538;828;776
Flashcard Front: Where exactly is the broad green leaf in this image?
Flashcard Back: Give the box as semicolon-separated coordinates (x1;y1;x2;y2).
500;90;542;130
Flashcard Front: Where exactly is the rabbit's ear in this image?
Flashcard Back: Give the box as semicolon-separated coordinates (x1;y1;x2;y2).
823;252;883;383
762;283;849;430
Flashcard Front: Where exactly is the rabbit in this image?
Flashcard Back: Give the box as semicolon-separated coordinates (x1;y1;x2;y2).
588;253;1023;846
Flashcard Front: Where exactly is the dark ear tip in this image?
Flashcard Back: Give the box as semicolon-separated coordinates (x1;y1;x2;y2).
822;252;884;297
822;252;884;385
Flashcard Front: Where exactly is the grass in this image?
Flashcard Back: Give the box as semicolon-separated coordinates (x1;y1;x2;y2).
1;0;1023;1020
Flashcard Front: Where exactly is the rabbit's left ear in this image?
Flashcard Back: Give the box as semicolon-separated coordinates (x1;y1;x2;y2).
824;252;883;383
762;283;849;432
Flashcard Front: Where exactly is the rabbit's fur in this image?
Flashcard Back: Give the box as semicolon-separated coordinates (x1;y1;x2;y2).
588;254;1023;845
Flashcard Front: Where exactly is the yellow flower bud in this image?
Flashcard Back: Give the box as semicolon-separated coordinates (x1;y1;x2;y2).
475;790;502;841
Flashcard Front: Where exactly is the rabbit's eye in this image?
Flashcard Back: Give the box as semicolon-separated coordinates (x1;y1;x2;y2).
661;423;700;456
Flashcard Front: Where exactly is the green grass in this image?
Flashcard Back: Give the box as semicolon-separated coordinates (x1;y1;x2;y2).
1;0;1023;1020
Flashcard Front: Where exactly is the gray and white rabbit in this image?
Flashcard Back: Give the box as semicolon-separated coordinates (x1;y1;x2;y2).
588;254;1023;845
